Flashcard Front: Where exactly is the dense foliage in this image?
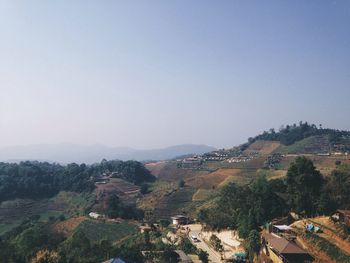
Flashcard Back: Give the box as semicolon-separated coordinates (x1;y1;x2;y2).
0;160;155;202
0;162;94;202
92;159;156;185
0;216;182;263
199;157;348;239
246;121;350;146
286;157;325;215
107;194;144;220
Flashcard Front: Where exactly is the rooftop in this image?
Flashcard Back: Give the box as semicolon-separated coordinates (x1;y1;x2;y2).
273;224;292;231
262;233;308;255
171;215;188;219
337;210;350;216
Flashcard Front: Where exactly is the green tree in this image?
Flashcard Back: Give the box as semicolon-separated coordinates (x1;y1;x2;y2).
180;239;197;254
286;156;324;215
245;230;261;262
326;167;350;209
159;219;170;228
161;248;179;263
140;183;149;194
107;194;121;218
179;179;185;188
210;234;223;251
198;249;209;263
99;240;112;261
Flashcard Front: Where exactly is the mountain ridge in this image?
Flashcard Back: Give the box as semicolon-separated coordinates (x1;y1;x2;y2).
0;143;216;164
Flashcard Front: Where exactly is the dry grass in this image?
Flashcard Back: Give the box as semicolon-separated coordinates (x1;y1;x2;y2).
146;161;209;182
185;168;241;189
244;140;280;155
145;161;168;177
264;169;287;180
192;189;216;202
52;216;87;237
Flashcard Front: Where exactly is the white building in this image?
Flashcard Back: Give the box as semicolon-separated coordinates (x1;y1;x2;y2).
89;212;102;219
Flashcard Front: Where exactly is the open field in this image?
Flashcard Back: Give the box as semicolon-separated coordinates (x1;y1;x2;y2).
53;216;87;237
257;169;288;180
145;161;168;177
244;140;280;155
185;168;241;189
52;191;95;216
75;219;138;244
146;161;211;182
95;178;139;197
0;191;95;226
277;135;331;154
138;184;197;219
192;189;216;202
0;221;21;236
0;198;52;224
93;178;140;212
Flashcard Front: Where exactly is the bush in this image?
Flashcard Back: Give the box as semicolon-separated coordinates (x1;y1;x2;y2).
210;234;223;251
198;249;209;263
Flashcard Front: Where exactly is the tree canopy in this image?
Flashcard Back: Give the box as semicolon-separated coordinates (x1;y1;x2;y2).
246;121;350;146
0;159;155;202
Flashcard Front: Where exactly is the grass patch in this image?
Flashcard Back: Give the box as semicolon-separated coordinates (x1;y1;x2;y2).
277;135;330;154
52;191;95;216
192;189;216;202
0;222;20;236
75;220;138;243
257;169;287;180
38;210;68;222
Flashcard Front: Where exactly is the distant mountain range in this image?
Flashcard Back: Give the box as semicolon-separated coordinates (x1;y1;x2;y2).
0;143;216;164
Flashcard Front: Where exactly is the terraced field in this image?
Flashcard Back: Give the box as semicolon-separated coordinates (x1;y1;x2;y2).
0;198;52;224
146;161;210;182
0;191;95;232
244;140;280;155
192;189;216;202
277;135;331;154
138;184;197;219
185;168;241;189
75;219;138;244
53;216;87;237
93;178;140;211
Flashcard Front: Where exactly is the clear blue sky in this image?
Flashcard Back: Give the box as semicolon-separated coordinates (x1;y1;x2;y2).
1;1;349;149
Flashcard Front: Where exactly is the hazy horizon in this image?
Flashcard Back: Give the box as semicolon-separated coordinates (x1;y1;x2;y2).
1;1;350;149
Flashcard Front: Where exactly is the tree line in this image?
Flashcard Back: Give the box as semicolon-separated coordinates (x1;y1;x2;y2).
0;159;155;202
244;121;350;146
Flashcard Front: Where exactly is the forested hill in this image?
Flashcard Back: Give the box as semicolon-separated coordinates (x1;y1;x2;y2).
245;122;350;149
0;160;155;203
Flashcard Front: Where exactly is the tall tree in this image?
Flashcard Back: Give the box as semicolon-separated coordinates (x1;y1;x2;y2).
286;156;324;215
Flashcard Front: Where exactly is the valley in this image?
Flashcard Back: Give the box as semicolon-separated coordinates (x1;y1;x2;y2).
1;123;350;263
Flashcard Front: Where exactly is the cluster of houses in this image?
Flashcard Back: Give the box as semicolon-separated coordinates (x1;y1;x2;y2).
263;153;283;169
226;155;254;164
178;148;259;168
93;172;113;185
178;150;230;168
180;156;203;168
202;151;229;162
225;151;259;164
261;222;313;263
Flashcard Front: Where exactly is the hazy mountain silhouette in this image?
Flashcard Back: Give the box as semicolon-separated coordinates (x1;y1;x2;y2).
0;143;216;164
